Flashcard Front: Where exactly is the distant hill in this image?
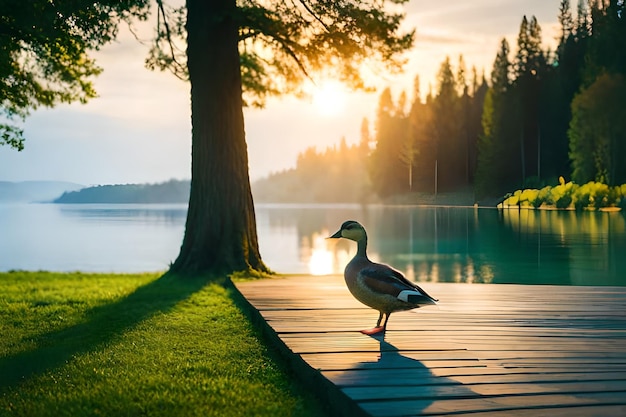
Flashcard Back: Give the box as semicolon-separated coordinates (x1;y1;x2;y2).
54;179;190;204
0;181;84;203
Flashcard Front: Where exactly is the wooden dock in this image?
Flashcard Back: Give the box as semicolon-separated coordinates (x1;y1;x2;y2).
235;275;626;417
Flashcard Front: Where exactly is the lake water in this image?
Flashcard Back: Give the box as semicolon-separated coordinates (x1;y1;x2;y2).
1;203;625;286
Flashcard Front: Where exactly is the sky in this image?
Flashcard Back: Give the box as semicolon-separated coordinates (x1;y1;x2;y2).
0;0;564;186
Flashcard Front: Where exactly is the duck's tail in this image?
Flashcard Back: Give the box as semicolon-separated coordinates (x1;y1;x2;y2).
397;290;438;305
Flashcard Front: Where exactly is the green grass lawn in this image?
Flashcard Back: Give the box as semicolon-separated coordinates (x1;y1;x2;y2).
0;271;325;416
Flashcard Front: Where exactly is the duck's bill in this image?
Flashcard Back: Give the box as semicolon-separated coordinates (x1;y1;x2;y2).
328;230;342;239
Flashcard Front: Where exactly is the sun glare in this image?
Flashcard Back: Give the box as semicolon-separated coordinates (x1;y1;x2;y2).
308;231;334;275
312;81;347;116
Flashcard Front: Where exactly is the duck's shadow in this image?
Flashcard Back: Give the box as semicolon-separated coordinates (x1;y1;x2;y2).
332;333;478;415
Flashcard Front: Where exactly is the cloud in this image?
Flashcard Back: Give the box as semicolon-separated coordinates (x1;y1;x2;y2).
415;31;471;45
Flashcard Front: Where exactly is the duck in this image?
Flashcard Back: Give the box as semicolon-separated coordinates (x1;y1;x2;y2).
328;220;437;335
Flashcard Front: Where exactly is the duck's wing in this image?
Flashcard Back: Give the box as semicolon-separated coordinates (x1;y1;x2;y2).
358;264;438;306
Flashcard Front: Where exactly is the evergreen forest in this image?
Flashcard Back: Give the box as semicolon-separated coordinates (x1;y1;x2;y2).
254;0;626;204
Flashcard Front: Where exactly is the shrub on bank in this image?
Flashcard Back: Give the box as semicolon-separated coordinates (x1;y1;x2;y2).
501;179;626;211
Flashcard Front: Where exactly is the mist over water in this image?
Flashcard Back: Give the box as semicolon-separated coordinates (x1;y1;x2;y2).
1;203;624;286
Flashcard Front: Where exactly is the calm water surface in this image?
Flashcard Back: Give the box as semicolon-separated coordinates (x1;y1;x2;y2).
1;203;625;286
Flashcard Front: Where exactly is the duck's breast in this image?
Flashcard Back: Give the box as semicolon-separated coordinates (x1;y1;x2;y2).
344;258;397;310
344;257;371;296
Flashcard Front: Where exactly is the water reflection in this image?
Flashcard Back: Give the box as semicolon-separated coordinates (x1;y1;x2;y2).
304;229;334;275
1;203;624;285
0;203;187;272
58;204;187;225
256;204;626;286
498;209;626;286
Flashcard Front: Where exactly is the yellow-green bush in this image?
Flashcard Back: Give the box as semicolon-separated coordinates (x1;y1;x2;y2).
519;189;539;207
501;180;625;210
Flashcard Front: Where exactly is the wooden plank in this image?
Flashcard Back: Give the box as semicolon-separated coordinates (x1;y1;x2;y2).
435;405;626;417
302;352;626;371
342;379;626;400
358;392;626;417
322;368;626;386
235;276;626;416
279;336;625;355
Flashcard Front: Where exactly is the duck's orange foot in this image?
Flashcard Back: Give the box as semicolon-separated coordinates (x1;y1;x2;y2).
360;326;385;335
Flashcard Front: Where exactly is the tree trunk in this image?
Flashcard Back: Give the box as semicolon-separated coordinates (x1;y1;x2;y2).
169;0;270;277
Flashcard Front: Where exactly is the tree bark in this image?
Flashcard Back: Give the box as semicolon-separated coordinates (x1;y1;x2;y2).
169;0;269;277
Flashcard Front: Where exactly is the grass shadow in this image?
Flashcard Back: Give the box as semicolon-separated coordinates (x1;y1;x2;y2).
0;273;212;391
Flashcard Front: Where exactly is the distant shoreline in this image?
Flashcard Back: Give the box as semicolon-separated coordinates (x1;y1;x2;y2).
3;179;504;206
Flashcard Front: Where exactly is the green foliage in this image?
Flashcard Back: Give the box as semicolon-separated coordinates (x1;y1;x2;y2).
491;38;512;94
565;1;626;186
519;188;539;207
477;92;522;198
583;0;626;84
3;0;415;148
0;125;24;151
502;180;626;211
569;72;626;185
150;1;415;108
475;35;527;199
0;0;150;149
528;188;544;208
556;192;573;209
473;1;626;200
514;15;545;78
537;186;554;208
0;272;323;416
549;180;576;208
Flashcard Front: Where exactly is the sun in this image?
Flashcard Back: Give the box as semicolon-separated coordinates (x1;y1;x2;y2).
311;80;348;116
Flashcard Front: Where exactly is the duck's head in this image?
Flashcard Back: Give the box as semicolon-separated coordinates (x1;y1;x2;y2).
328;220;367;242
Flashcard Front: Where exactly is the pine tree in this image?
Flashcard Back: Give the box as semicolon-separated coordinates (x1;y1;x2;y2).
432;57;465;190
475;38;520;198
408;75;436;192
542;0;584;181
369;88;410;197
468;67;488;185
513;15;546;185
491;39;511;93
583;0;626;83
514;16;530;78
457;55;468;96
558;0;574;43
575;0;590;39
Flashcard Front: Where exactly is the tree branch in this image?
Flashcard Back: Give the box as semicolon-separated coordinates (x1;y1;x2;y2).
155;0;185;77
298;0;330;32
